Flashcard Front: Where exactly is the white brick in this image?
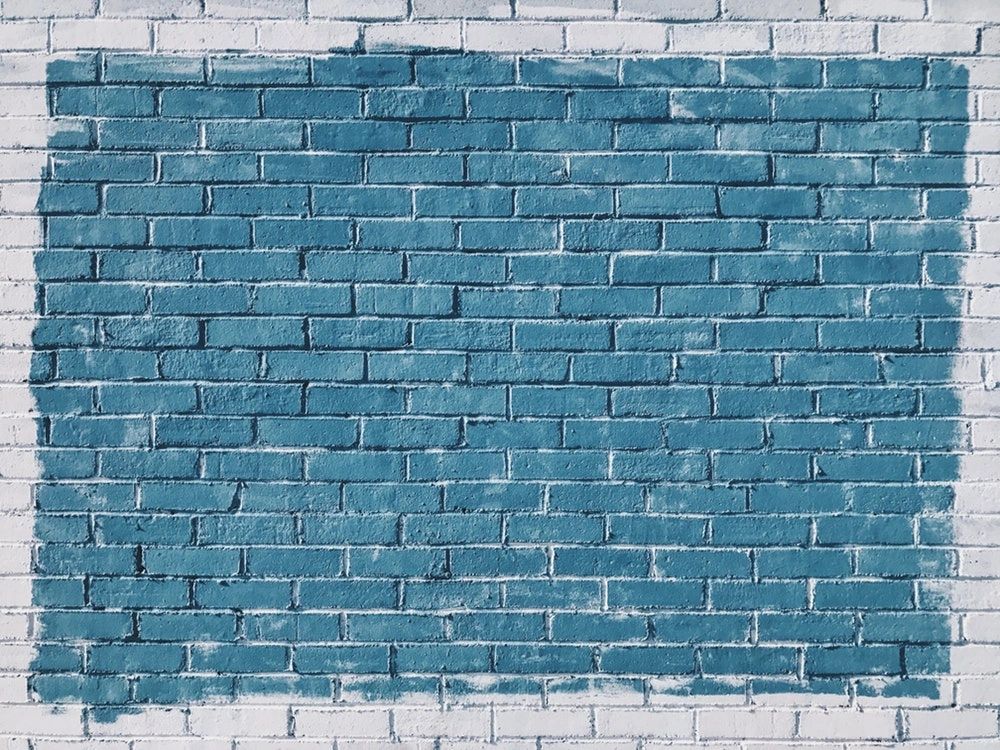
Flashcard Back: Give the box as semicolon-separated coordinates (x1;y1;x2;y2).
906;708;999;738
258;21;358;50
0;614;27;640
465;21;563;51
879;22;978;53
88;709;187;737
293;709;391;739
0;675;27;702
0;217;41;246
156;20;257;50
724;0;821;19
0;55;49;84
0;89;43;118
0;23;47;51
0;580;30;614
981;92;1000;120
0;514;29;544
962;125;1000;155
548;680;645;706
309;0;407;18
134;741;231;750
965;613;1000;641
441;743;533;750
595;708;691;738
972;419;1000;449
518;0;615;19
413;0;510;18
101;0;201;17
0;706;83;737
976;228;1000;254
1;184;43;214
0;321;36;349
392;709;491;739
366;22;462;50
0;544;30;574
0;483;31;512
0;285;34;316
188;707;289;738
955;453;1000;481
984;26;1000;54
495;709;591;737
827;0;926;19
797;710;897;740
697;710;796;739
962;546;1000;575
205;0;306;18
619;0;720;20
0;154;44;182
773;22;875;53
650;744;739;750
339;742;435;750
2;0;96;17
954;646;1000;674
52;18;151;49
955;517;1000;545
670;22;769;52
931;0;1000;22
935;579;1000;609
235;741;329;750
959;256;1000;285
566;22;666;51
959;677;1000;704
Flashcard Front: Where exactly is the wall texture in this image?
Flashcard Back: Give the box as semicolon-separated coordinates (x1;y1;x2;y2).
2;1;1000;747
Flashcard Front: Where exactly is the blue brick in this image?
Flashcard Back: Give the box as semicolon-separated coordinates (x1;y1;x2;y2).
671;153;769;183
314;55;411;85
726;57;821;86
415;187;511;217
212;186;308;216
56;86;154;116
516;121;612;150
153;217;250;248
601;647;692;675
211;56;309;84
826;58;924;87
160;87;259;117
719;122;817;151
570;154;669;184
672;90;768;120
105;54;204;83
624;57;719;85
619;186;716;217
98;119;198;149
417;55;514;85
617;123;715;150
572;90;666;120
311;121;408;151
107;185;204;215
879;89;968;120
821;121;920;152
369;88;463;120
263;88;361;117
161;153;258;182
776;91;873;120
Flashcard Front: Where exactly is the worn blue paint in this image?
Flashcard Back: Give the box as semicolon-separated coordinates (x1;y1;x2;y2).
31;53;969;708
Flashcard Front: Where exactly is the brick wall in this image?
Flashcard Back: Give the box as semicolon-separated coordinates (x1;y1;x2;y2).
2;1;1000;746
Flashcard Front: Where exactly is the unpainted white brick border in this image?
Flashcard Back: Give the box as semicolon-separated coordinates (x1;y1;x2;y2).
2;6;1000;746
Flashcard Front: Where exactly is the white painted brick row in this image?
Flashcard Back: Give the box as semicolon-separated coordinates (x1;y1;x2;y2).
1;18;1000;53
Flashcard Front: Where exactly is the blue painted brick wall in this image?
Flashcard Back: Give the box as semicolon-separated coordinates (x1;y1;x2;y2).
32;52;970;707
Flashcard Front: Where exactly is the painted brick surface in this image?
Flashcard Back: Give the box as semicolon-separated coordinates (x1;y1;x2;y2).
29;51;971;705
2;3;1000;747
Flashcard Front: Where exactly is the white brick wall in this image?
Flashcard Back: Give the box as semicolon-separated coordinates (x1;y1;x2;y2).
1;3;999;747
